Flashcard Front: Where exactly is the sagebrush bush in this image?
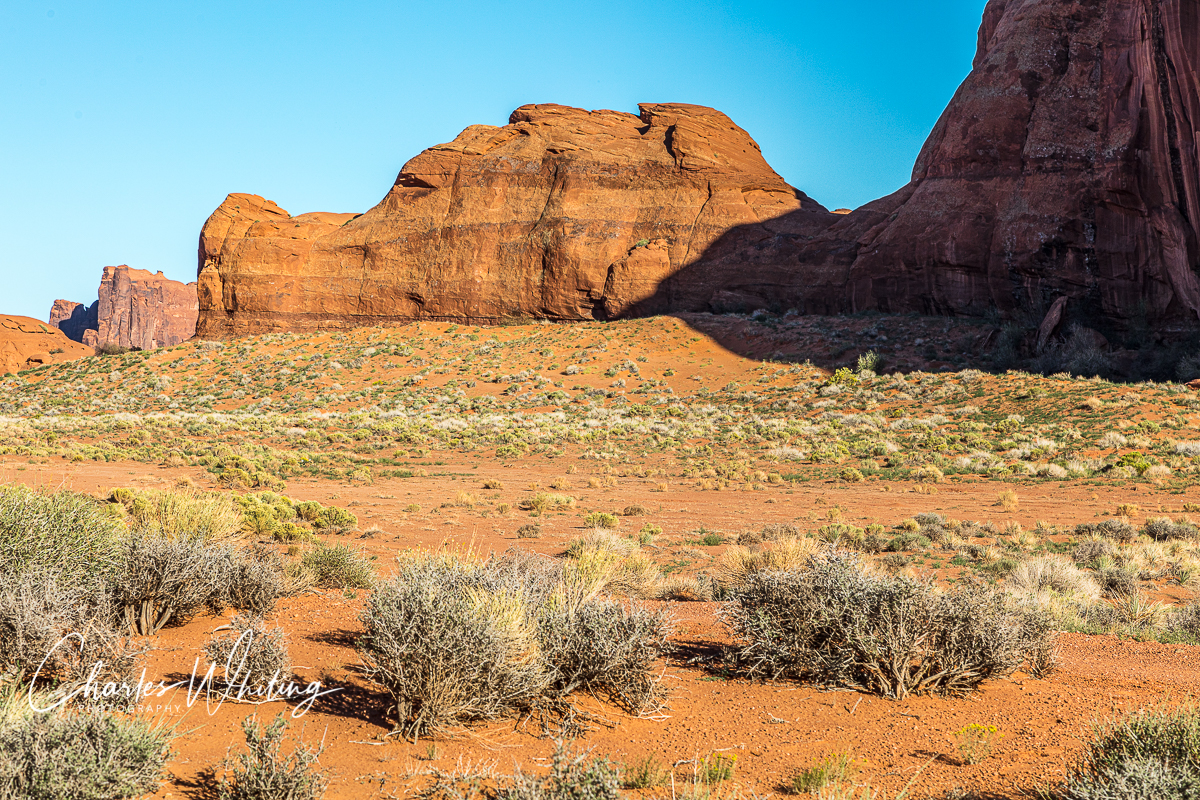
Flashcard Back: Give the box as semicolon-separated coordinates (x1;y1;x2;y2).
1058;705;1200;800
112;536;284;635
204;614;292;690
1075;519;1137;544
504;743;620;800
720;550;1056;699
358;552;551;739
112;535;232;635
0;575;143;702
0;485;121;585
0;690;172;800
214;714;328;800
301;542;374;589
358;550;672;739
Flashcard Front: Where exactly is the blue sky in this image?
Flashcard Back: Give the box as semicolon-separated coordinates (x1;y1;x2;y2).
0;0;988;320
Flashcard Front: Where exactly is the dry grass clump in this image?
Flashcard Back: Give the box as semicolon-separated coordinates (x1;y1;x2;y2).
108;487;243;544
1075;519;1138;544
997;489;1019;512
720;550;1056;699
716;538;818;592
564;534;662;599
738;522;802;545
1006;556;1101;603
356;548;672;740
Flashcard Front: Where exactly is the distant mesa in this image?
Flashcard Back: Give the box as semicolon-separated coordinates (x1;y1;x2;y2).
0;315;92;375
51;265;198;351
197;0;1200;336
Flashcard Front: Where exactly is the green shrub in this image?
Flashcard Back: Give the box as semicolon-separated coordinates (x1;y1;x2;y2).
583;512;619;530
720;550;1056;699
214;714;328;800
789;752;853;794
0;694;172;800
0;486;121;585
301;542;374;589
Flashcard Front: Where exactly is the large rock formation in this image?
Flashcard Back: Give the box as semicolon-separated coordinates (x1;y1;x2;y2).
785;0;1200;328
0;316;93;375
197;0;1200;335
196;103;834;336
49;299;98;343
51;266;198;350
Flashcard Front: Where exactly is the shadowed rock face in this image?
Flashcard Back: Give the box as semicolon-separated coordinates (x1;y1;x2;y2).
196;103;834;337
197;0;1200;336
51;266;198;350
49;299;98;343
778;0;1200;326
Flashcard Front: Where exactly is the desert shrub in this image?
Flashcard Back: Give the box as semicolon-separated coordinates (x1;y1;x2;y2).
1006;556;1101;602
720;550;1056;699
539;600;672;714
1073;539;1115;567
885;532;931;552
789;752;854;794
357;553;552;739
301;542;374;589
504;743;620;800
1094;560;1139;598
654;575;715;602
214;714;328;800
111;487;243;544
0;694;172;800
517;524;543;539
622;505;648;517
0;485;122;585
1058;705;1200;800
716;538;817;592
314;506;357;532
583;512;619;530
0;575;143;698
358;550;671;740
204;614;292;690
111;535;235;635
217;546;286;614
1075;519;1138;544
1143;517;1199;541
1167;603;1200;642
565;545;661;599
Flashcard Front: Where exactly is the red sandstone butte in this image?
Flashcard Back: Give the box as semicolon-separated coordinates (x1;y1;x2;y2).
196;103;833;337
51;266;198;350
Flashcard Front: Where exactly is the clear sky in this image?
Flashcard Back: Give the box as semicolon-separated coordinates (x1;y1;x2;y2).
0;0;988;321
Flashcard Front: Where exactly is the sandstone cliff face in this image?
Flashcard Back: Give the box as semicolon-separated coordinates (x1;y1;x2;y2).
197;1;1200;334
51;266;198;350
792;0;1200;325
196;103;834;336
0;316;93;375
49;299;98;343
